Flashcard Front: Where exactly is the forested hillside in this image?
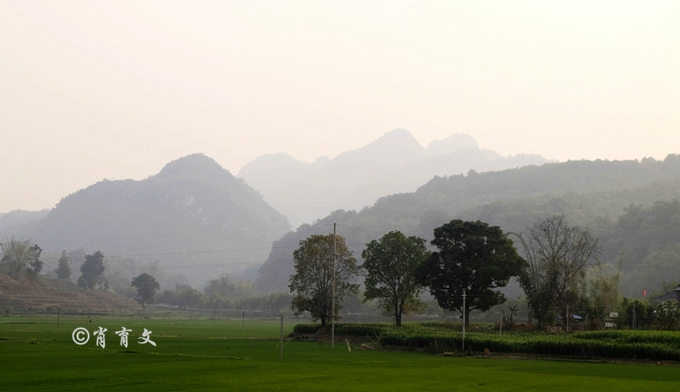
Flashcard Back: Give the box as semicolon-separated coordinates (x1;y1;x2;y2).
257;155;680;295
1;154;290;286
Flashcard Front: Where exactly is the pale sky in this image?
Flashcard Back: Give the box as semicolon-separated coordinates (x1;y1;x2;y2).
1;0;679;213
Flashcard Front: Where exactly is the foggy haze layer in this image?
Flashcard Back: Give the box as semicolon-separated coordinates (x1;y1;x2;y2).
1;1;678;213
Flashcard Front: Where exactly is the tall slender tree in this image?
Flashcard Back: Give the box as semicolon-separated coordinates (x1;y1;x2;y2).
56;251;72;280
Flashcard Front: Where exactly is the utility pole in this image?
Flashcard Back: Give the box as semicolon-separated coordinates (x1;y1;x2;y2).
280;314;284;361
332;223;337;349
462;289;466;352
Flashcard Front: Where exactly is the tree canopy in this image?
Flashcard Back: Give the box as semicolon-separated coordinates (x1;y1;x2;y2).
56;251;72;280
362;231;429;326
205;274;254;299
417;220;525;328
131;273;160;309
78;251;107;290
289;233;360;326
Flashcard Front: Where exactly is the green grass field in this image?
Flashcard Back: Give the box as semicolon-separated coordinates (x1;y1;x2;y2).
2;316;680;391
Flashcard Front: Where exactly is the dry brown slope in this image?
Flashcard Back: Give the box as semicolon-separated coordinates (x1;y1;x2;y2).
0;274;138;312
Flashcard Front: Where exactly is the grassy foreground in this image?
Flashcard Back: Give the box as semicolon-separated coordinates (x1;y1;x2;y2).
2;316;680;391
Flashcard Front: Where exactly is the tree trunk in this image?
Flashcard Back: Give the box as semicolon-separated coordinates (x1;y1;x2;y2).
395;301;402;327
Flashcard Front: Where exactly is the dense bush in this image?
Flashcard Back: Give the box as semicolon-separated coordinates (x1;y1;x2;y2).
293;323;388;336
293;324;323;334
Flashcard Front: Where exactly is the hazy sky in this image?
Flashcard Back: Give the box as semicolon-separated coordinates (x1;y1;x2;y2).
1;1;679;213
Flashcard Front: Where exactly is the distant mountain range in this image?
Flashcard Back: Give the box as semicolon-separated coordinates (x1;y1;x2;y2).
238;129;551;226
0;154;290;285
256;154;680;295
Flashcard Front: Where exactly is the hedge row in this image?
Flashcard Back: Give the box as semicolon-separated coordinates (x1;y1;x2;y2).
379;330;680;360
293;322;680;360
293;323;388;336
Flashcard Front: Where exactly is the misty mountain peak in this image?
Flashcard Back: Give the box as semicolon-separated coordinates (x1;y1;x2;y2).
157;153;234;182
368;128;424;151
334;128;425;165
427;133;479;156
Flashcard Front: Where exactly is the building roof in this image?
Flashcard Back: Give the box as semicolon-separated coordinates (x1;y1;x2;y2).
652;285;680;301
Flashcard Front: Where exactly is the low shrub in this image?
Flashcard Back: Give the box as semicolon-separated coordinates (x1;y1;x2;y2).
293;324;323;334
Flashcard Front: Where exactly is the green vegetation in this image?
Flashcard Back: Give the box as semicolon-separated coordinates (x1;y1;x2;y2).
362;231;428;326
3;317;680;391
289;234;360;326
56;250;72;280
257;155;680;296
418;220;525;328
77;251;107;290
131;273;160;309
293;322;680;362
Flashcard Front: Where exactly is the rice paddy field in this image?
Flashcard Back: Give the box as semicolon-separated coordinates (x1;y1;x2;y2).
2;315;680;391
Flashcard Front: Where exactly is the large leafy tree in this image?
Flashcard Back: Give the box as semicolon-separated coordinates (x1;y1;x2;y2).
516;215;599;327
289;234;360;326
78;251;107;290
362;231;429;326
131;273;160;309
417;220;525;328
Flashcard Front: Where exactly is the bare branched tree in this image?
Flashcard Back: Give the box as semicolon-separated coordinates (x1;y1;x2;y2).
516;215;600;328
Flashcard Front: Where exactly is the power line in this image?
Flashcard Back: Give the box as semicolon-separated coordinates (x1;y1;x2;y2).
33;227;292;243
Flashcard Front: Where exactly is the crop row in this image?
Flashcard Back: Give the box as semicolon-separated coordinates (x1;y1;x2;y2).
379;330;680;360
293;323;388;336
293;322;680;361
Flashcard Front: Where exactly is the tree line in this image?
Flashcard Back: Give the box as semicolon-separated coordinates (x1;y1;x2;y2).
0;238;160;309
288;215;605;328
